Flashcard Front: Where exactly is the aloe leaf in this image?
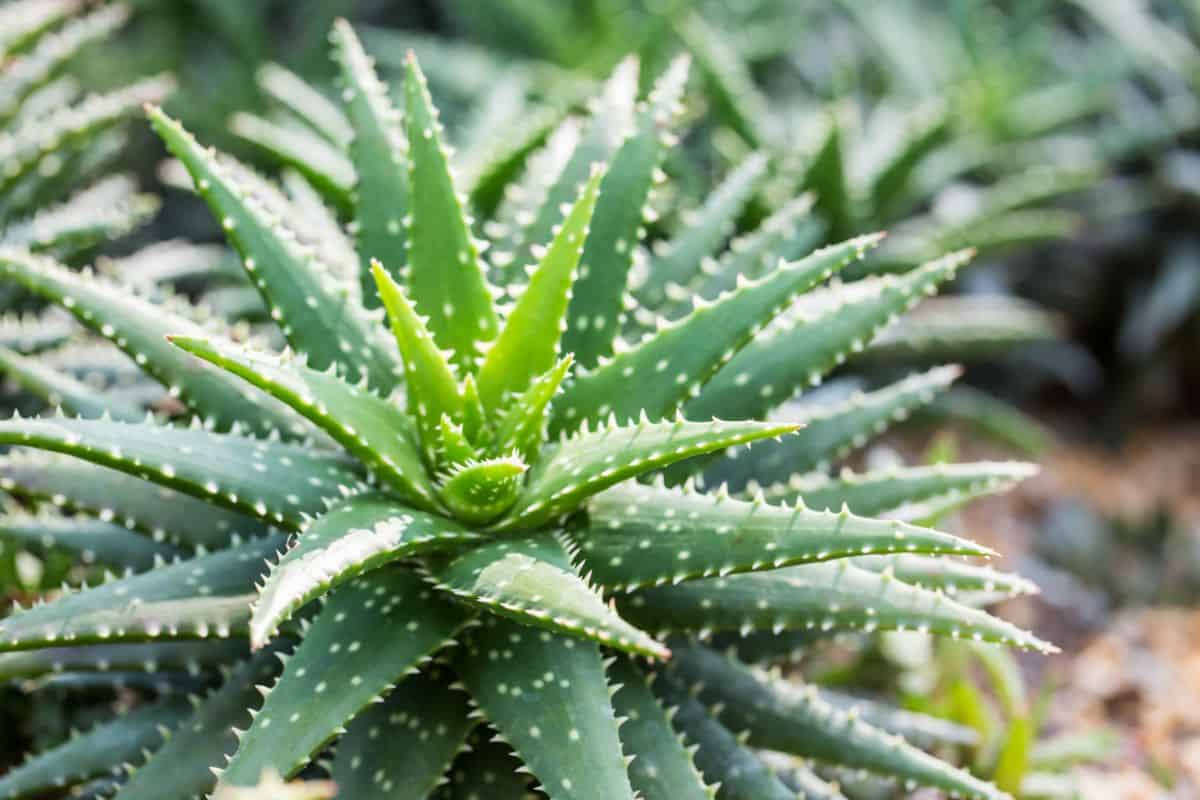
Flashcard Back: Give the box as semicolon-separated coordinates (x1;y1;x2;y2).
760;753;847;799
103;240;241;288
651;672;794;800
804;112;856;241
0;451;269;550
4;176;160;258
868;104;950;219
0;75;173;196
706;366;962;491
670;645;1008;800
502;417;797;531
0;698;189;799
690;251;969;423
438;457;527;524
464;103;561;219
0;640;246;682
113;647;285;800
608;656;714;800
0;344;142;422
764;461;1039;516
434;733;534;799
0;415;366;530
218;566;469;785
618;560;1055;652
477;165;604;411
853;555;1039;599
0;510;181;571
330;19;409;308
491;355;572;463
402;53;499;370
256;62;352;147
169;335;437;509
562;55;690;369
0;535;282;652
0;309;74;354
555;236;882;433
278;168;360;284
453;616;636;800
576;480;992;592
636;154;769;312
371;262;464;461
0;248;307;437
331;667;474;799
919;386;1053;457
429;532;667;659
229;112;354;216
817;687;979;748
148;107;401;392
436;415;479;465
249;493;478;648
0;0;80;57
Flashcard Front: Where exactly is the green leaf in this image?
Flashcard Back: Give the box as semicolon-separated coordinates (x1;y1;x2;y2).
250;493;478;648
0;640;246;683
148;107;401;392
433;734;535;799
868;103;949;219
0;0;80;57
0;344;142;422
852;554;1039;600
0;698;189;799
818;686;979;748
437;457;527;524
219;566;469;785
918;386;1053;457
608;656;714;800
0;248;305;436
477;164;604;412
114;648;286;800
502;416;798;531
804;113;855;241
555;235;883;434
706;366;962;491
402;53;499;369
168;335;437;510
618;560;1055;652
651;672;794;800
5;175;160;258
329;20;409;309
562;55;690;369
0;536;282;652
689;251;969;423
429;532;667;659
575;480;993;592
0;509;181;571
229;112;354;216
0;309;74;354
635;154;769;312
453;616;636;800
0;451;270;551
256;62;352;148
763;461;1039;516
669;645;1008;800
331;667;475;799
372;261;464;462
0;414;367;530
491;355;573;463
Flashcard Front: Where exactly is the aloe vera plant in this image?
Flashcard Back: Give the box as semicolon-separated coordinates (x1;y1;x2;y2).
0;21;1052;800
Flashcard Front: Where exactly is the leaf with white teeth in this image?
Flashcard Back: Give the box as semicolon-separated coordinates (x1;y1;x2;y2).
0;509;182;571
490;355;573;464
438;457;527;524
0;343;142;421
0;640;246;682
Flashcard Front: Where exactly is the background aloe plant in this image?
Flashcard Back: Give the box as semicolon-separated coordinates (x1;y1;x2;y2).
0;17;1060;800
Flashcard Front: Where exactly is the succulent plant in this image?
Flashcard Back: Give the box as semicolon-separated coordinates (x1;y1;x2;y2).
0;21;1052;800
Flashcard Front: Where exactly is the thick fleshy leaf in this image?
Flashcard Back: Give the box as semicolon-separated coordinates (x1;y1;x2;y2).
502;416;798;530
0;510;181;571
853;554;1039;599
169;335;437;510
690;251;969;422
148;107;401;391
0;0;80;57
476;164;604;411
256;62;352;147
219;567;469;785
429;532;667;659
636;154;769;312
651;672;794;800
330;20;409;308
670;645;1008;799
0;640;246;683
0;309;74;354
433;734;535;799
706;366;962;492
0;414;366;530
0;248;305;436
114;648;286;800
804;114;855;241
229;112;354;215
608;656;714;800
402;53;498;369
554;235;883;434
0;343;142;422
331;667;474;799
490;355;573;463
575;481;992;592
868;103;950;219
675;11;772;147
0;451;269;550
454;617;636;800
4;175;159;258
0;535;282;652
437;457;527;524
764;461;1039;516
563;55;690;369
250;493;478;648
618;560;1055;652
0;698;189;799
818;686;979;748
